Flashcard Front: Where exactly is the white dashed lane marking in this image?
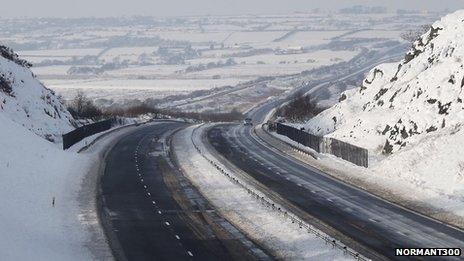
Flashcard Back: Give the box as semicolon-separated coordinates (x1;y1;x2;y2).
134;134;197;256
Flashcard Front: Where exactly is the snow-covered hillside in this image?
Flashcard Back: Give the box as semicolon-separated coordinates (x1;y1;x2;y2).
0;46;110;259
302;10;464;218
306;10;464;155
0;45;75;142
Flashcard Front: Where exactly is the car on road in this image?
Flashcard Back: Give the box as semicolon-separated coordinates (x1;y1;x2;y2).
244;118;253;126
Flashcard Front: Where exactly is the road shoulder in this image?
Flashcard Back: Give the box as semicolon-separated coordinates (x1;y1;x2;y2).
77;124;140;261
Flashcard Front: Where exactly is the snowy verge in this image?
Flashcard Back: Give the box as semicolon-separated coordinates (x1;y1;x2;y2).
172;124;358;260
74;123;144;261
0;114;146;260
260;124;464;228
0;113;106;260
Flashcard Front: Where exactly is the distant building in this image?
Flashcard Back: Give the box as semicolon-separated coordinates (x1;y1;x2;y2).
275;46;304;55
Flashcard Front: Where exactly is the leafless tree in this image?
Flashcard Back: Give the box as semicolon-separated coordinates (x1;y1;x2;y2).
68;90;103;119
400;25;430;43
276;92;324;122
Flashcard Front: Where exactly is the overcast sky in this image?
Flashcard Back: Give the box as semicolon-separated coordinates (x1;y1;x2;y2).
3;0;464;18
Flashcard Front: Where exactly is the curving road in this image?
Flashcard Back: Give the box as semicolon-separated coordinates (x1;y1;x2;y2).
206;124;464;260
247;52;404;126
99;122;266;261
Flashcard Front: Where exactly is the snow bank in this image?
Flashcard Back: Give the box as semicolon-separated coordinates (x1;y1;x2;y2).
0;113;100;260
173;125;353;260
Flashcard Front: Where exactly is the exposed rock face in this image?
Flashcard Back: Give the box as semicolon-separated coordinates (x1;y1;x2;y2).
0;45;32;68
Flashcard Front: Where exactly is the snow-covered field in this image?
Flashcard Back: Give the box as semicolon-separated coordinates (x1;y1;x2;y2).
343;30;403;40
19;48;103;63
46;78;241;90
1;12;440;107
278;31;348;46
173;125;354;260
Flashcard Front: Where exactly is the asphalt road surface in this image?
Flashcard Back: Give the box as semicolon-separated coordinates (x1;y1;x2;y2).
207;124;464;260
100;122;261;261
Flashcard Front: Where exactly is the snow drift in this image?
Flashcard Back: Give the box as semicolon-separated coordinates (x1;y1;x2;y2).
0;45;75;142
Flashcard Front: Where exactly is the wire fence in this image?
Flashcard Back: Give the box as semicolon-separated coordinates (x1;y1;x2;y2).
273;122;368;167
